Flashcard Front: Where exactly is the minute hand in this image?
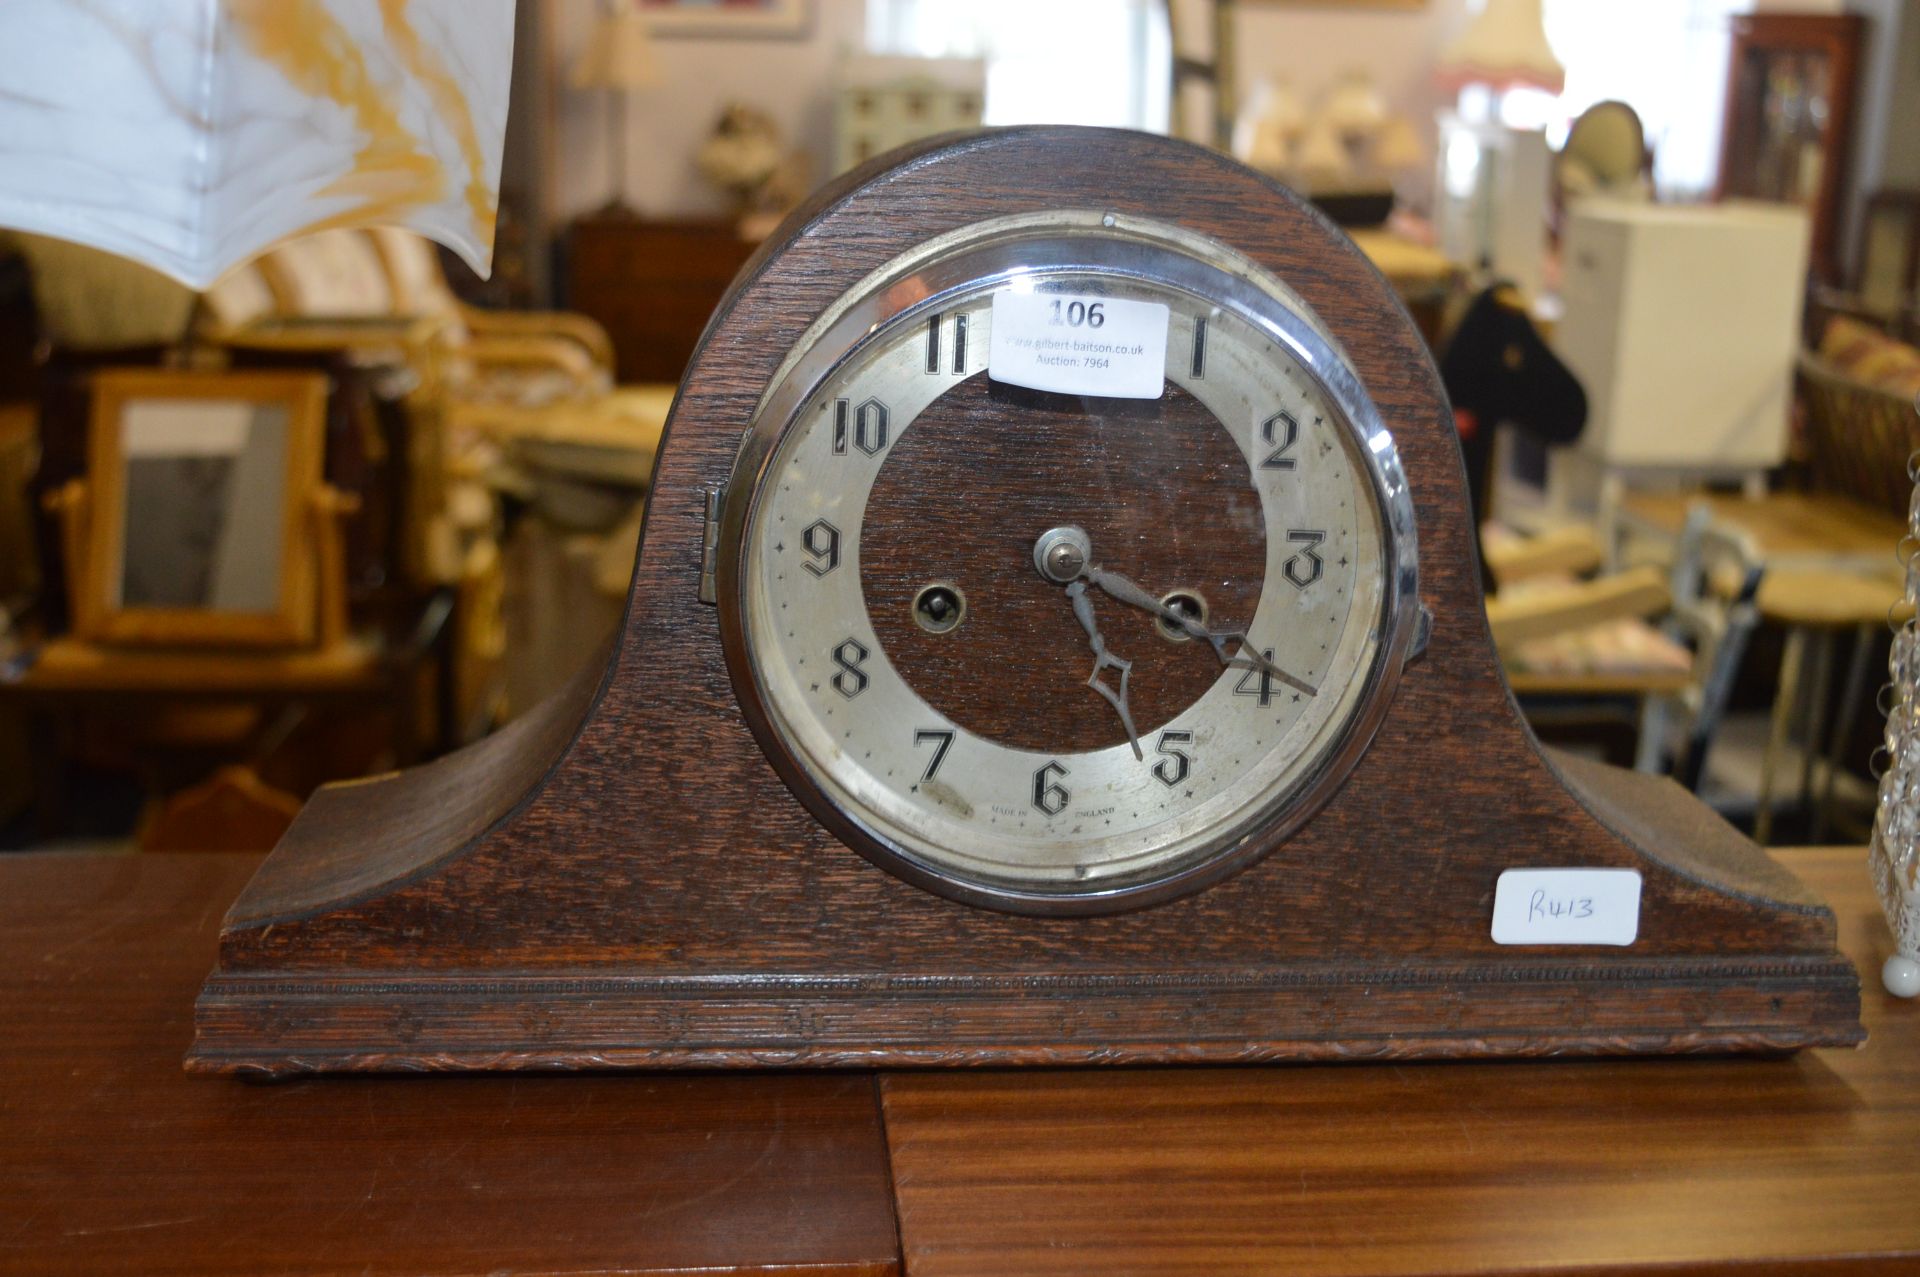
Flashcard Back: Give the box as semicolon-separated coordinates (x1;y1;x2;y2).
1083;564;1319;698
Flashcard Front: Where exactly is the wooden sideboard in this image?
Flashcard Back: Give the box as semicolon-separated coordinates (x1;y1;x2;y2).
564;216;759;384
3;846;1917;1275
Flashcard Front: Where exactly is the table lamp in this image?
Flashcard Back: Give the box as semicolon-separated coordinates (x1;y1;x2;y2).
1434;0;1565;102
570;1;662;218
0;0;513;289
1431;0;1565;304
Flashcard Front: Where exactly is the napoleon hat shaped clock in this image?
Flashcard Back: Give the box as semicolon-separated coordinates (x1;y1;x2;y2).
189;128;1860;1074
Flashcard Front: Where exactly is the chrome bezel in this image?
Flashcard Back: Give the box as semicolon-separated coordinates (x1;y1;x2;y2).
717;211;1421;915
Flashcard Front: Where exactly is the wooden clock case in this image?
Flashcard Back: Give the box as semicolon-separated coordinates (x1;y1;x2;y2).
188;128;1862;1075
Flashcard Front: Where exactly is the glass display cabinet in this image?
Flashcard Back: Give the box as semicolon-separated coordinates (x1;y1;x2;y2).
1716;12;1863;285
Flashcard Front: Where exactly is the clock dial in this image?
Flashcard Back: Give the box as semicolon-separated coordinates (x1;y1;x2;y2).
722;213;1419;912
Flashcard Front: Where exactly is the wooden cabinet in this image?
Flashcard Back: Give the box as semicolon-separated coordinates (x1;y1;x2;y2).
564;216;758;384
1716;12;1864;284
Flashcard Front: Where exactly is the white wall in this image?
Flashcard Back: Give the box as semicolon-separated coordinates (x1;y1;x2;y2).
548;0;1881;227
552;0;866;220
1843;0;1920;273
553;0;1478;220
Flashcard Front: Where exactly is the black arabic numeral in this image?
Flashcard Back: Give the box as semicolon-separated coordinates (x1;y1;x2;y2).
1284;529;1326;589
832;397;889;456
1260;410;1299;470
913;728;955;781
1234;648;1279;707
854;398;889;455
830;638;869;698
801;519;840;577
1152;730;1193;787
925;313;969;375
1032;760;1070;816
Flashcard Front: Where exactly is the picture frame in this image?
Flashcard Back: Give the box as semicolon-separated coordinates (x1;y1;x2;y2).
1856;190;1920;317
637;0;810;39
72;369;328;647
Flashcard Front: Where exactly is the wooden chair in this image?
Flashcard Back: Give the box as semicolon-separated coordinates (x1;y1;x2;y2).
1488;511;1764;780
227;228;613;410
365;227;615;379
1486;562;1671;650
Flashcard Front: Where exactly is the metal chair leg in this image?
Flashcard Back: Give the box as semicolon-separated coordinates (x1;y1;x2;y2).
1799;628;1838;823
1757;626;1808;846
1814;622;1877;843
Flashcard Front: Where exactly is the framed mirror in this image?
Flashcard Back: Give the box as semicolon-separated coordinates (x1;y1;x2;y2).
1857;190;1920;320
76;370;326;646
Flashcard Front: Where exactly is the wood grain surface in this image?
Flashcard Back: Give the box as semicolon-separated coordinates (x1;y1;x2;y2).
190;127;1857;1072
863;375;1267;753
0;853;900;1277
880;847;1916;1277
8;849;1912;1276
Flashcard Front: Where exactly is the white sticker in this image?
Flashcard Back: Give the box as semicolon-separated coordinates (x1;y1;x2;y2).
1490;869;1642;946
987;291;1169;399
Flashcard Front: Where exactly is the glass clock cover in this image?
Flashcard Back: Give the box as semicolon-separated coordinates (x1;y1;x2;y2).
720;211;1420;913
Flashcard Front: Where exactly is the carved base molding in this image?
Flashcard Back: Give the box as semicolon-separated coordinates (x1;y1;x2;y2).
190;959;1864;1076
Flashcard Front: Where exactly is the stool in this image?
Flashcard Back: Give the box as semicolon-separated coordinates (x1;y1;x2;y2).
1754;569;1906;844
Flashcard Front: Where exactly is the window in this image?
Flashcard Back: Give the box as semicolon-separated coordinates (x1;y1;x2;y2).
866;0;1171;133
1540;0;1744;200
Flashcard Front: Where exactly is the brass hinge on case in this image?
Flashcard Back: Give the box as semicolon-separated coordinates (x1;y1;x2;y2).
698;487;724;605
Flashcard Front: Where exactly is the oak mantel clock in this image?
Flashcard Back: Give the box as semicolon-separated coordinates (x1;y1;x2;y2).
188;128;1861;1075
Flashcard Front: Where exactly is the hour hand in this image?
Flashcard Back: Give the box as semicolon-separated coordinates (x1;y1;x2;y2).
1083;564;1318;698
1066;579;1143;759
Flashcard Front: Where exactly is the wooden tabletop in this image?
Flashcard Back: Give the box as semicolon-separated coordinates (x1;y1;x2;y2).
1619;491;1907;576
0;853;901;1277
3;847;1916;1275
882;847;1918;1276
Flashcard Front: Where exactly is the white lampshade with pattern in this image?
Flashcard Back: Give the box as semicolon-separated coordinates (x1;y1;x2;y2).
0;0;514;289
1435;0;1566;96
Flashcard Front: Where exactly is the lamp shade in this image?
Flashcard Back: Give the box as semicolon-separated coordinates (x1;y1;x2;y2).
0;0;514;289
1435;0;1566;96
1295;117;1350;181
1372;114;1426;173
1321;73;1387;139
570;5;661;92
